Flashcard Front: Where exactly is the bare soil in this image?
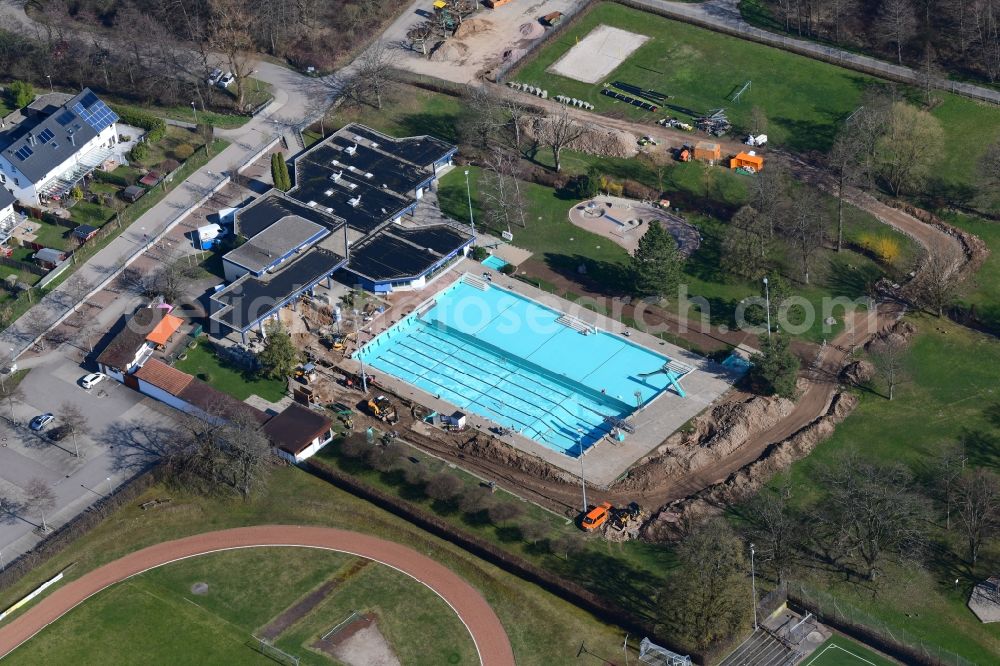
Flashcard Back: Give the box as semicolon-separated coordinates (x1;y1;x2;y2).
259;559;371;641
313;614;400;666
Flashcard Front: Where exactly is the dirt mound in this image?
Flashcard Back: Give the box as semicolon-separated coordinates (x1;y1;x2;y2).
642;391;859;543
519;22;545;39
615;393;795;494
864;319;917;352
521;115;638;158
840;359;874;386
454;17;493;39
456;433;576;483
430;39;469;63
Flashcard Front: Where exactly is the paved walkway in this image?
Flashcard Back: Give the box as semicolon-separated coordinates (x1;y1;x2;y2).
0;525;515;665
631;0;1000;105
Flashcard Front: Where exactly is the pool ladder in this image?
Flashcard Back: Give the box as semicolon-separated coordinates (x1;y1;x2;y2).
555;314;595;335
462;273;490;291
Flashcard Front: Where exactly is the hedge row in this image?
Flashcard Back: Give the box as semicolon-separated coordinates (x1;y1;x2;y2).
111;105;166;143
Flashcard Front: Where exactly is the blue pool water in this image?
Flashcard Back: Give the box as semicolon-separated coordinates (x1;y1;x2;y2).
481;255;508;270
356;279;679;456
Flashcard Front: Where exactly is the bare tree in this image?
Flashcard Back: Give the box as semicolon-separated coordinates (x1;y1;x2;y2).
208;0;257;111
749;105;768;135
458;84;504;150
815;456;928;580
829;131;861;252
721;205;771;279
24;477;56;533
751;161;789;237
877;0;918;64
425;473;463;502
0;375;23;424
63;274;93;313
59;402;89;458
744;487;799;583
955;469;1000;568
540;108;586;173
781;192;827;284
499;93;533;155
407;21;439;58
909;249;961;316
868;335;909;400
354;39;392;110
480;148;526;234
979;138;1000;191
933;442;967;531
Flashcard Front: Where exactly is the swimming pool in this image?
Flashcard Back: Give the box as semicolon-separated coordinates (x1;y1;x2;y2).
355;277;685;456
481;254;508;270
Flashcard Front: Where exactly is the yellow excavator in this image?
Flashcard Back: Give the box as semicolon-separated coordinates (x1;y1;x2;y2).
367;395;398;424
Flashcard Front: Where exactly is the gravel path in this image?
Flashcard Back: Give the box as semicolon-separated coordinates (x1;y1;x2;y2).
0;526;514;666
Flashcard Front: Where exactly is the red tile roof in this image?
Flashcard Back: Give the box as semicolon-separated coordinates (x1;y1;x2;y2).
134;358;193;395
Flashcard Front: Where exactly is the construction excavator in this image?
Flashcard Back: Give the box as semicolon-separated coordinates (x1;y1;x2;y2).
367;395;399;424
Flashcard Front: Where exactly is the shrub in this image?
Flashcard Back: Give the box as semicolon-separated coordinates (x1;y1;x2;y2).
159;158;180;173
487;501;523;524
499;263;516;275
111;106;167;143
69;186;83;202
470;246;489;261
368;442;402;472
172;143;194;160
622;179;659;201
93;169;130;187
7;80;34;109
128;142;149;162
565;173;598;199
339;435;370;459
425;473;463;502
520;520;550;545
458;487;493;514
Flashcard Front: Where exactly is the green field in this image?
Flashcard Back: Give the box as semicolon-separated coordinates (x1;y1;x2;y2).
0;467;636;665
516;3;1000;209
945;212;1000;331
803;635;896;666
6;548;476;666
175;342;288;403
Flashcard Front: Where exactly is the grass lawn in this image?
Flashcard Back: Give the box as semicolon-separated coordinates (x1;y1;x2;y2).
0;467;637;665
803;635;896;666
175;343;287;403
767;317;1000;662
327;86;463;145
945;212;1000;331
27;219;73;251
438;167;905;343
516;3;1000;209
67;200;113;227
7;548;476;666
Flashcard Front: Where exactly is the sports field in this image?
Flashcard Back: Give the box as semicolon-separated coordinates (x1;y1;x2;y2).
804;635;896;666
5;548;477;665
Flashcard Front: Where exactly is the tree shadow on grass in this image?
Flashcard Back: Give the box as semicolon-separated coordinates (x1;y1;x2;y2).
495;525;523;543
542;252;632;295
772;115;839;154
824;257;883;299
558;549;663;622
961;427;1000;469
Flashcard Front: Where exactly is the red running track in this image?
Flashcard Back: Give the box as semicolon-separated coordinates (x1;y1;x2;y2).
0;525;515;665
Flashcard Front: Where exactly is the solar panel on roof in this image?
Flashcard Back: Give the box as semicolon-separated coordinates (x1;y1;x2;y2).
79;91;100;108
38;128;55;143
72;98;118;133
56;110;75;126
14;145;33;160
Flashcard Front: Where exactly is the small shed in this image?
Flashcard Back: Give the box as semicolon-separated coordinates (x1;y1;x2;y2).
121;185;145;203
146;313;184;348
730;152;765;172
693;141;721;163
73;224;100;242
139;171;162;188
34;247;67;269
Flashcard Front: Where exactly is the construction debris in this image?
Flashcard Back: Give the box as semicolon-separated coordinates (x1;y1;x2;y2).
695;108;731;136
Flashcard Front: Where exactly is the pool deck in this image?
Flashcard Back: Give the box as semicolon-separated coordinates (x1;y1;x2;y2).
342;258;739;488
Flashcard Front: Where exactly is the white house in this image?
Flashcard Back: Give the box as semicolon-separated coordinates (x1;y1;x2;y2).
0;187;15;233
95;307;164;381
0;88;119;206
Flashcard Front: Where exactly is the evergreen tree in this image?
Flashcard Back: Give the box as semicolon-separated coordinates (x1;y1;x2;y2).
271;153;291;191
748;333;800;399
7;81;34;109
631;222;682;300
257;322;300;379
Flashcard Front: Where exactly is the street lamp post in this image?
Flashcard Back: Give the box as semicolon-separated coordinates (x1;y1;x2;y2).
762;277;771;340
106;476;112;495
191;101;198;124
46;74;52;93
750;542;758;631
577;429;588;514
464;169;475;241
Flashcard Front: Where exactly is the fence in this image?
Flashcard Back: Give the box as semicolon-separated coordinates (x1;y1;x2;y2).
614;0;1000;106
788;582;978;666
493;0;598;83
0;255;46;278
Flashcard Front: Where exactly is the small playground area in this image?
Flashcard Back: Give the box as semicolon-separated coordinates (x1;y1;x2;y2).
548;24;649;83
803;636;896;666
4;547;477;666
568;196;702;256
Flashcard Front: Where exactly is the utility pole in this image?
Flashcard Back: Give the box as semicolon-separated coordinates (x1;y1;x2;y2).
464;169;475;241
191;101;198;124
762;277;771;340
750;542;758;631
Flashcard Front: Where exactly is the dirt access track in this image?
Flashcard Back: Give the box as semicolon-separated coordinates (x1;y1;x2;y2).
0;526;514;666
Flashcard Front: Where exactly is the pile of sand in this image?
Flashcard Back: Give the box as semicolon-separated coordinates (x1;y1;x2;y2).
521;115;639;158
519;22;544;39
430;39;470;63
454;17;492;39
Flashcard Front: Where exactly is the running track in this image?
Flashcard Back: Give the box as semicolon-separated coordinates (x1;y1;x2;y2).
0;526;515;665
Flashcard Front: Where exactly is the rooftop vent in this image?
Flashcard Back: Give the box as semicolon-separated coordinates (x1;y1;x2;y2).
324;189;333;196
330;170;343;182
348;195;361;208
353;135;365;143
347;182;358;190
347;165;357;172
370;141;379;148
345;144;357;156
307;201;317;207
364;172;373;179
331;159;341;166
326;207;333;213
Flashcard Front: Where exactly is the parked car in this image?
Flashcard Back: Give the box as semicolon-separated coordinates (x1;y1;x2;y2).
206;68;223;86
216;72;235;89
29;413;55;432
81;372;106;390
581;501;613;531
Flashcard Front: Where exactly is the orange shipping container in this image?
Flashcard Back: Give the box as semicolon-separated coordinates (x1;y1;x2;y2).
693;141;721;162
730;152;765;171
485;0;512;7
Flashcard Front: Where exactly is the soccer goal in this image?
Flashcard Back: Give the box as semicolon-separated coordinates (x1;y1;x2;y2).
639;637;693;666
